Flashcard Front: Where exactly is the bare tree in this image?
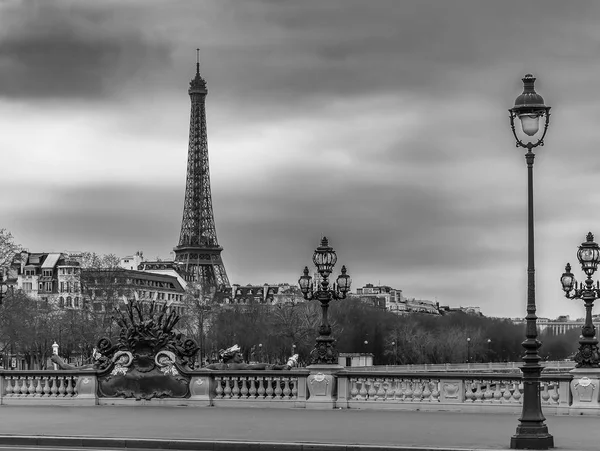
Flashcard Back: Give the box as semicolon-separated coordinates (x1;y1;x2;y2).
0;229;21;271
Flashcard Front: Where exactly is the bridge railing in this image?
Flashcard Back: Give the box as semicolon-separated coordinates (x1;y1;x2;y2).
350;361;576;372
0;370;96;405
0;368;578;414
335;370;572;415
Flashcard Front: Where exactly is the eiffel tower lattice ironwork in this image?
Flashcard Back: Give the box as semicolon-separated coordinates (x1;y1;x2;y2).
174;51;230;290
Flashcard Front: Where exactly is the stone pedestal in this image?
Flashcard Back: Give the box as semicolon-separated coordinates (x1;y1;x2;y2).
306;364;343;409
569;368;600;416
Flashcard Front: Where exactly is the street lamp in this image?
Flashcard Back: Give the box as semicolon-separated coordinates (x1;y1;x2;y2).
487;339;492;362
299;237;351;365
560;233;600;367
466;337;471;363
508;74;554;450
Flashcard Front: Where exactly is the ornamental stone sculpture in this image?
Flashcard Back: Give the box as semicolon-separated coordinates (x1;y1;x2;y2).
204;344;298;370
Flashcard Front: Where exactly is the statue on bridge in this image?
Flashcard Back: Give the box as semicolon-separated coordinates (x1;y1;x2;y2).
52;300;199;400
205;344;298;370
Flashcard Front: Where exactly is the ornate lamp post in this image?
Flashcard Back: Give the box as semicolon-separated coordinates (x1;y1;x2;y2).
487;339;492;362
298;237;351;365
560;233;600;367
508;74;554;450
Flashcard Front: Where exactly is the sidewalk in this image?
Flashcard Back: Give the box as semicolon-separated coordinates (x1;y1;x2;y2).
0;405;596;451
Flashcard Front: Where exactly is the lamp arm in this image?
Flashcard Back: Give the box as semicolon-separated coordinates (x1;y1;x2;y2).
536;110;551;147
509;110;522;148
509;109;551;150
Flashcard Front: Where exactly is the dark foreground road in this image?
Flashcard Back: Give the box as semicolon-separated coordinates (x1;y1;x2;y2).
0;406;596;451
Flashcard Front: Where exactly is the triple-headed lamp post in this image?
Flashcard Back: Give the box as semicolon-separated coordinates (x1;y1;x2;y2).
509;74;554;450
298;237;351;365
560;233;600;367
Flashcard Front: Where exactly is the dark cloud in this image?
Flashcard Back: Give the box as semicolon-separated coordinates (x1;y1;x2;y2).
0;0;172;99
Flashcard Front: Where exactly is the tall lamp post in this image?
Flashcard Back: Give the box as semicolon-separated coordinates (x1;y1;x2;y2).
560;233;600;367
508;74;554;450
487;338;492;362
298;237;351;364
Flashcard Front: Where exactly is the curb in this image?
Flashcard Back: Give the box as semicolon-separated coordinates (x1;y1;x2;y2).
0;435;505;451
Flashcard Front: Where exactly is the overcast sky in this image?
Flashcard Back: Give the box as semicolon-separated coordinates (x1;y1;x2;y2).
3;0;600;319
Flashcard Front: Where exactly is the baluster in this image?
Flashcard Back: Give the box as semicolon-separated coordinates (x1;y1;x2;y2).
358;378;368;401
291;377;298;399
231;377;240;399
4;376;13;397
422;380;432;402
430;380;440;402
249;378;257;398
274;377;283;399
350;378;359;399
493;381;502;403
483;381;494;402
540;381;550;404
257;377;266;398
404;380;414;402
385;378;395;400
44;377;54;397
375;379;386;400
464;381;474;403
35;376;44;397
65;376;75;397
512;382;522;403
18;377;28;397
215;376;224;399
71;376;78;396
34;377;43;397
50;376;58;397
395;380;404;401
223;377;232;399
550;382;560;404
413;379;423;402
367;378;377;401
25;377;35;397
502;381;512;403
265;377;274;399
240;377;249;399
282;378;291;398
473;381;483;403
58;377;66;397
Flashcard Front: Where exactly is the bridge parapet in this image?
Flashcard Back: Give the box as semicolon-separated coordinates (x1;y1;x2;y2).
336;370;571;415
0;368;588;415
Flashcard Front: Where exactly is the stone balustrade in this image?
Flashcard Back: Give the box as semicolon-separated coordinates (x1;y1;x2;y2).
0;370;96;405
0;368;585;415
336;371;571;414
191;370;309;408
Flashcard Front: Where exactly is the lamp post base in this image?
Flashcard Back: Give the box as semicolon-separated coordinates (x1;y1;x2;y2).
510;429;554;449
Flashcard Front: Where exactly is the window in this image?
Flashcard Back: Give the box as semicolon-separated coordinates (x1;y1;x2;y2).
74;282;79;292
66;296;72;308
74;297;79;308
60;282;64;292
45;282;52;292
38;282;43;290
23;282;32;292
59;297;64;308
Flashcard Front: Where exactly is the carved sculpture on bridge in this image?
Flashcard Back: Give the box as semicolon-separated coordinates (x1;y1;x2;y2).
204;344;298;370
53;300;199;400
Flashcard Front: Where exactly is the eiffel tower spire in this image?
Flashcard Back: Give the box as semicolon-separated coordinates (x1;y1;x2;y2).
173;51;230;290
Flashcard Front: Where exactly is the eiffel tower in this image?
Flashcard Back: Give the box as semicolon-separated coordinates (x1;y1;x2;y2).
173;51;230;290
